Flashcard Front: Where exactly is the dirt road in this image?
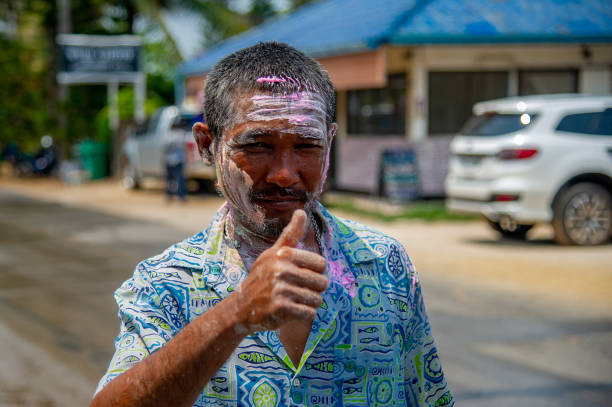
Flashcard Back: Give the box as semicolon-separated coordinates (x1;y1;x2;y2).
2;177;610;319
1;177;611;406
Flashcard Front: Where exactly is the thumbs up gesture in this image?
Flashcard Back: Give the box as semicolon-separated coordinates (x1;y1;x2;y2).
236;210;329;332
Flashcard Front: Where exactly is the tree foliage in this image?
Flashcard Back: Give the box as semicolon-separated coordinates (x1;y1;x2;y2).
0;36;51;150
0;0;315;156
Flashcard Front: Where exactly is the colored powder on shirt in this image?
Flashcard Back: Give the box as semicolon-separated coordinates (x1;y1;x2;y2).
328;260;356;297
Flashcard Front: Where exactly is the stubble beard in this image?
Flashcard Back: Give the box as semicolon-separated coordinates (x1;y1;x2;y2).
215;173;320;241
234;191;319;240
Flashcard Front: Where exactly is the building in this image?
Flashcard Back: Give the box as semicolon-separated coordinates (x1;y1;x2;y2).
176;0;612;195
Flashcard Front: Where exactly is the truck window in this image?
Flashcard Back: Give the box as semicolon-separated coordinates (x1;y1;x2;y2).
145;110;162;135
172;116;196;132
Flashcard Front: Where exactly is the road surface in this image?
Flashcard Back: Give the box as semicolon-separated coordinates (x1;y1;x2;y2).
0;179;610;406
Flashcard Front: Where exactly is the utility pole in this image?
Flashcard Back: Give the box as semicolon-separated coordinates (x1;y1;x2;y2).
57;0;71;134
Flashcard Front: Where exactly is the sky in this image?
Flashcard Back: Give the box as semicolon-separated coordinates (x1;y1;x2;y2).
161;8;207;59
162;0;292;60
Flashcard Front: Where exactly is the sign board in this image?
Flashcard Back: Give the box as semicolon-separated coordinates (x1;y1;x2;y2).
56;34;143;84
55;33;146;173
380;149;420;201
61;44;140;73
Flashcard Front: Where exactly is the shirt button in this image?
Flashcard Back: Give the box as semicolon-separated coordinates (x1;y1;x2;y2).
292;377;301;387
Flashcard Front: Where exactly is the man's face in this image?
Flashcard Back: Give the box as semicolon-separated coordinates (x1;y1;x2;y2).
214;90;335;238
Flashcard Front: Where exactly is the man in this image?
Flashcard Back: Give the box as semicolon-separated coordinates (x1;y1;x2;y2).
164;127;187;202
92;42;453;407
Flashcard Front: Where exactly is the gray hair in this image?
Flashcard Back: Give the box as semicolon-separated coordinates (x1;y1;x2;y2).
203;42;336;141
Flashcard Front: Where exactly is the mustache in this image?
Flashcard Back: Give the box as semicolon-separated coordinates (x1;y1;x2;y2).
250;187;308;200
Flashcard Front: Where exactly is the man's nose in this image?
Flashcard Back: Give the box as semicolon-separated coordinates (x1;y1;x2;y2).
265;151;299;187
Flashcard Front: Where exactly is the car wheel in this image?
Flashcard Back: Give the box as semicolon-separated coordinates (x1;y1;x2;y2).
552;183;612;246
487;219;533;240
122;164;140;190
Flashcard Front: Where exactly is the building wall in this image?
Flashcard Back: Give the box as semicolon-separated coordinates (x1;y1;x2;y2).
335;136;412;193
318;49;386;90
183;75;206;111
421;44;612;71
334;43;612;193
181;44;612;194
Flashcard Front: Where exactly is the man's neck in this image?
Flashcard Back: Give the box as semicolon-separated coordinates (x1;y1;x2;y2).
226;210;321;271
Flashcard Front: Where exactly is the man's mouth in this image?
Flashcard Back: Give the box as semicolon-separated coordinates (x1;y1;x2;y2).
254;195;301;201
251;188;308;209
251;187;307;200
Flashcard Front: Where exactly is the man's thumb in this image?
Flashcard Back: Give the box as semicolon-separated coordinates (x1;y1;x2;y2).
274;209;307;248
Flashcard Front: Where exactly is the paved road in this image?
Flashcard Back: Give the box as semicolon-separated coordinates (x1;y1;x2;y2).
0;190;190;406
0;188;610;406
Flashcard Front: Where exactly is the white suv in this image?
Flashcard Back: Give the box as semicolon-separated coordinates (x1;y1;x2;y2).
445;94;612;245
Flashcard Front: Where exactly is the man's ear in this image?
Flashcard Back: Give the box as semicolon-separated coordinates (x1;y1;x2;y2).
327;123;337;145
192;122;215;165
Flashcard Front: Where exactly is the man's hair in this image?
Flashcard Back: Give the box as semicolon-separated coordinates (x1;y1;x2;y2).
203;42;335;139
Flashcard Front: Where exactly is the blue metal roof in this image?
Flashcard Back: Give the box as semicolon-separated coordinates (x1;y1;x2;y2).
177;0;416;76
392;0;612;44
177;0;612;77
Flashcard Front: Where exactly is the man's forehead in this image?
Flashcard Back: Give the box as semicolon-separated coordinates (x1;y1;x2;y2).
225;90;328;139
233;90;326;115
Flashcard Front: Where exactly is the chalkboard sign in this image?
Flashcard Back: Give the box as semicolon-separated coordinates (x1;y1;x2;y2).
56;34;142;84
60;45;141;73
380;149;420;201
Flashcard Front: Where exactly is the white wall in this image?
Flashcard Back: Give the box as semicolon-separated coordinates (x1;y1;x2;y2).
580;68;612;94
421;44;612;70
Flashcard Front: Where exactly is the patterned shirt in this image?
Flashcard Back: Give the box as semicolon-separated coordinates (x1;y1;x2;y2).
97;203;453;406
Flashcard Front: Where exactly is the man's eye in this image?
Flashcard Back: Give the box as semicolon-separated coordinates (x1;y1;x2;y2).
296;144;322;150
243;142;270;149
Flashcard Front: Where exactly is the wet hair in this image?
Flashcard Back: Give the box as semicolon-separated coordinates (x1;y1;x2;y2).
203;41;335;140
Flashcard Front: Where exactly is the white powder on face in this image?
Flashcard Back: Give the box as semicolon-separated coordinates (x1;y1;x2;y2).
246;92;328;142
217;145;264;229
216;90;334;244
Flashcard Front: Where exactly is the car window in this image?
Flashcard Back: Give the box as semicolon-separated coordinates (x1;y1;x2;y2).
460;113;537;136
133;121;148;137
172;115;196;131
145;110;162;135
602;109;612;135
556;109;612;136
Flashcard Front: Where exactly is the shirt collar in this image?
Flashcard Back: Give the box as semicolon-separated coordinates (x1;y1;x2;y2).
316;202;383;265
168;201;382;273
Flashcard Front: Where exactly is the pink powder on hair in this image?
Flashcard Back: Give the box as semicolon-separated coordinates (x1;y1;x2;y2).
256;76;287;84
256;76;303;90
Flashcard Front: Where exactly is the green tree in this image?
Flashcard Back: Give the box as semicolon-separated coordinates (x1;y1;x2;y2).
0;36;51;151
0;1;54;152
0;0;313;159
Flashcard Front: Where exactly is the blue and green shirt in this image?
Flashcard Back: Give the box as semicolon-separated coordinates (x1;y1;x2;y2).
97;203;453;406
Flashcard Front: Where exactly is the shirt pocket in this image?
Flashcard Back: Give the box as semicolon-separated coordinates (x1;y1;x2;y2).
333;342;404;406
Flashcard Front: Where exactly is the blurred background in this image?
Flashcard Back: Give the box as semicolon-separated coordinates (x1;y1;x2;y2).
0;0;611;406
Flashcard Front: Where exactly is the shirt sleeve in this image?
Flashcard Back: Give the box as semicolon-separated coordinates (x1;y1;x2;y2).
94;263;176;395
402;253;454;406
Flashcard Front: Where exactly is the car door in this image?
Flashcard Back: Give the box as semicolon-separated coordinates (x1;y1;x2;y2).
553;107;612;179
138;109;166;176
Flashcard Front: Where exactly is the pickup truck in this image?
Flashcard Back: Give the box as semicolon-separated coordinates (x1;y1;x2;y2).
122;106;216;189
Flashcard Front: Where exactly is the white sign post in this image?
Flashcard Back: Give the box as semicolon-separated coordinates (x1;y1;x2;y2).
56;34;145;175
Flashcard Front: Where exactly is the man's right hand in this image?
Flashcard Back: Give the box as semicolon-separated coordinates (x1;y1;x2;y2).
236;209;328;332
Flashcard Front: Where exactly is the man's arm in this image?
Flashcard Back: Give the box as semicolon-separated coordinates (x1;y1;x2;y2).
91;290;249;407
91;210;328;407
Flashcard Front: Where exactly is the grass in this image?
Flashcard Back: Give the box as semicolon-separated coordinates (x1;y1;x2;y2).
321;196;479;222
